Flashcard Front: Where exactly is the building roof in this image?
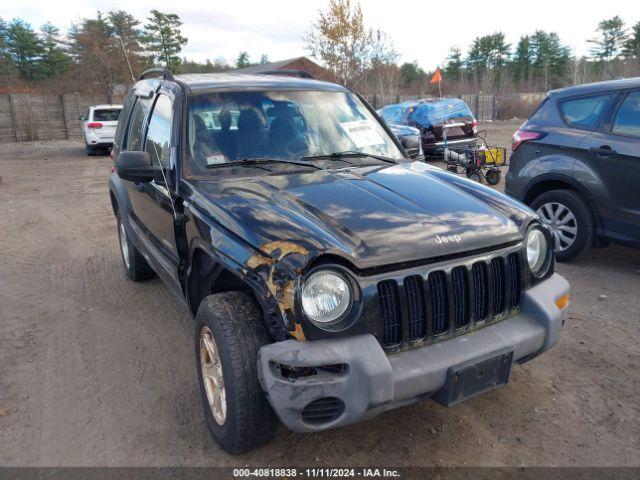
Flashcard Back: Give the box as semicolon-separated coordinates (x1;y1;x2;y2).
230;57;323;75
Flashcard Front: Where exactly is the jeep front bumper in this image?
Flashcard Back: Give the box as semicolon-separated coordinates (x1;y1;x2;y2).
257;273;569;433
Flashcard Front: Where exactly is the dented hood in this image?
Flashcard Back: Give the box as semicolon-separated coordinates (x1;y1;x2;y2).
188;162;533;269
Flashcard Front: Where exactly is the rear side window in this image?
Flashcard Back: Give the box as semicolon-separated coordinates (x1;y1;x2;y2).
114;93;136;149
612;91;640;137
145;95;172;168
93;108;121;121
126;97;151;151
559;94;616;130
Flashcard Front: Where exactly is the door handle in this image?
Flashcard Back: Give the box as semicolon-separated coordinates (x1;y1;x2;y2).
589;145;617;156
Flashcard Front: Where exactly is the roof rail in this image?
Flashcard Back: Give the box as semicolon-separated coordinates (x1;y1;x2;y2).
258;69;315;79
139;68;175;81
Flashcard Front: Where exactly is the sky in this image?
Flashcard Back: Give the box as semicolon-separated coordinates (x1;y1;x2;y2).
2;0;640;71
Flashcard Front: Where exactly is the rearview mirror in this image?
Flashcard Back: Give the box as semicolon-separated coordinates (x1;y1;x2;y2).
79;114;86;121
116;151;162;183
399;135;421;159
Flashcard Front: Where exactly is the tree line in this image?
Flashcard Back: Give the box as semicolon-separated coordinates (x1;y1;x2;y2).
305;1;640;99
0;9;200;97
1;2;640;100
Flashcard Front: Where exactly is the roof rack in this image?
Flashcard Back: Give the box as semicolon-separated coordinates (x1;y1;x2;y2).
139;68;175;81
257;69;315;79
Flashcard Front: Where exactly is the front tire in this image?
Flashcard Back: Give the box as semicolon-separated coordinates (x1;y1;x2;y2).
195;292;277;454
531;189;594;262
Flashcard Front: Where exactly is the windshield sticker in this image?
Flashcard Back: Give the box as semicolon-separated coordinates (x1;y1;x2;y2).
340;120;385;148
206;154;227;166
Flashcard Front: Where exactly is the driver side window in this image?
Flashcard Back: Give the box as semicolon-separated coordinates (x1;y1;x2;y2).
145;94;173;168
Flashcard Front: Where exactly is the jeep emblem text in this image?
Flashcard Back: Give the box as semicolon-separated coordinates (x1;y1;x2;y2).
435;234;462;244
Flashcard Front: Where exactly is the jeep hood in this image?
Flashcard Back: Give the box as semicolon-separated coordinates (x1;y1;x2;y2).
188;162;532;269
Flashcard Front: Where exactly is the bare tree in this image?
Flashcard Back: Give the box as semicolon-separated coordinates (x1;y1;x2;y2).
304;0;371;88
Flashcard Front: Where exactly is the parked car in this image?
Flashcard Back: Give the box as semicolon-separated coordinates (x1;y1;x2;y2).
109;68;569;454
378;98;477;155
80;104;123;155
505;77;640;261
388;123;424;160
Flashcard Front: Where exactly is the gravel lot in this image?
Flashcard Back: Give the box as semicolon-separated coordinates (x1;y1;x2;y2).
1;120;639;467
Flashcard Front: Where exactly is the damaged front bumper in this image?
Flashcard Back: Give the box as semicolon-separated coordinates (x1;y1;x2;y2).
257;273;570;433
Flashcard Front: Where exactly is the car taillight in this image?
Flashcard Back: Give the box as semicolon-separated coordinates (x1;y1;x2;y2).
87;122;103;129
471;118;478;133
512;129;544;151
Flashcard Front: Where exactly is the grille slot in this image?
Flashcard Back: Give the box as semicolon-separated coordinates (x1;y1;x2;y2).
301;397;345;425
490;257;505;316
429;271;448;335
506;253;521;309
472;262;488;322
451;266;470;328
378;280;401;346
405;275;426;340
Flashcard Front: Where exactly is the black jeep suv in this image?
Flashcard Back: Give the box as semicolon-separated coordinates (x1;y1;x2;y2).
505;78;640;261
109;69;569;454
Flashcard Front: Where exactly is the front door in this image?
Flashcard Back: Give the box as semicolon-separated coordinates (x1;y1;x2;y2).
124;93;182;293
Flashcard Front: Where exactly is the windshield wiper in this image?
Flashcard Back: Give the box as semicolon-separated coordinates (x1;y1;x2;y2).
301;151;398;164
206;157;322;170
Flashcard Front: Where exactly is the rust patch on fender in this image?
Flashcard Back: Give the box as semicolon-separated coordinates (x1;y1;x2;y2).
246;241;310;338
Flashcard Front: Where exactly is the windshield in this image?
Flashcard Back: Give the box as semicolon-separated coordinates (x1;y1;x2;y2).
185;90;404;175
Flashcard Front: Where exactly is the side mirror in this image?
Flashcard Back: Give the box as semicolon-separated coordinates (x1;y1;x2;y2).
399;135;421;159
116;151;162;183
79;114;86;121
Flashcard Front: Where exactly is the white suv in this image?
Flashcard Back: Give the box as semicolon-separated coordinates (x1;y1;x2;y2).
80;104;123;156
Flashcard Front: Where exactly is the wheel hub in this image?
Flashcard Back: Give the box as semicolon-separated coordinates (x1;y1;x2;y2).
200;326;227;426
536;202;578;252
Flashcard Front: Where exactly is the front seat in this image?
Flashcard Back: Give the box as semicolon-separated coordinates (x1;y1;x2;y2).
268;116;307;157
236;108;267;159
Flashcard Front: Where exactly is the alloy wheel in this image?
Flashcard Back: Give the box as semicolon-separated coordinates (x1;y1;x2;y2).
536;202;578;252
200;326;227;426
119;221;131;269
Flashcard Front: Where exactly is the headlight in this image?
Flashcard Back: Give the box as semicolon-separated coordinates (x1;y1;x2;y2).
526;227;549;276
301;270;352;325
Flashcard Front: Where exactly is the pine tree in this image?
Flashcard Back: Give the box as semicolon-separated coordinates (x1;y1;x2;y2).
39;22;70;79
6;19;45;80
236;51;251;68
142;10;187;72
588;16;627;79
0;18;16;81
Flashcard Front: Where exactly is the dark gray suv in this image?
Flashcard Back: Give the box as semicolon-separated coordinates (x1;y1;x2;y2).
505;78;640;261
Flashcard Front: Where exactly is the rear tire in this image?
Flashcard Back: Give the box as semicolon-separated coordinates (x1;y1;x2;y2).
530;189;594;262
85;143;97;156
195;292;277;454
117;215;155;281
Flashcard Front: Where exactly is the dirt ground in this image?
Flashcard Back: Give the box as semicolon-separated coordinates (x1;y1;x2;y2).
1;120;639;467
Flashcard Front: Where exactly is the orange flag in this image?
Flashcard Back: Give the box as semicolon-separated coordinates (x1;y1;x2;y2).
430;68;442;84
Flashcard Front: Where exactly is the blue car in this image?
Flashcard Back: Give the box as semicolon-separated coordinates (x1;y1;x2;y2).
379;98;477;155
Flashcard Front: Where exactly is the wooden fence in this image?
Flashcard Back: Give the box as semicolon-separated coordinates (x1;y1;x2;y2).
0;93;112;143
0;91;547;144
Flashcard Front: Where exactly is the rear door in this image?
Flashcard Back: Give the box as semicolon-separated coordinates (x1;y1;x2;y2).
91;107;121;142
580;90;640;245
